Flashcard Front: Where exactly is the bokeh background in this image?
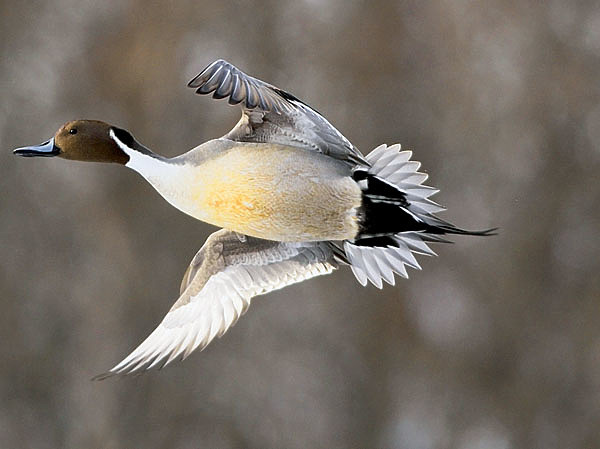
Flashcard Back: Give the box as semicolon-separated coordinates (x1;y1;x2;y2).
2;1;600;448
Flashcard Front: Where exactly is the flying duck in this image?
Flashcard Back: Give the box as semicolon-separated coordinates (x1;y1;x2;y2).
13;59;494;378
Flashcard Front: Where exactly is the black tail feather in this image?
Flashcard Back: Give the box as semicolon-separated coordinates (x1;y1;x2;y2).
421;214;498;237
429;225;498;237
354;171;497;247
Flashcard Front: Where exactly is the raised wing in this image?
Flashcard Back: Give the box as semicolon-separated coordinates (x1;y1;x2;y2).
188;59;369;166
94;230;336;379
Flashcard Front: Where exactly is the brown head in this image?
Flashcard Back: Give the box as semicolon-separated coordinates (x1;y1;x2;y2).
13;120;132;164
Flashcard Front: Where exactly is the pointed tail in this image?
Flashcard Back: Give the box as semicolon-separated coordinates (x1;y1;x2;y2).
342;144;496;288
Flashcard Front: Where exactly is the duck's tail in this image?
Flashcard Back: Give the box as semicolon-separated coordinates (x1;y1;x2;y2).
338;144;496;288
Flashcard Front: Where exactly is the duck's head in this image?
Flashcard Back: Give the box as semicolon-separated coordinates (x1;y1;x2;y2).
13;120;132;164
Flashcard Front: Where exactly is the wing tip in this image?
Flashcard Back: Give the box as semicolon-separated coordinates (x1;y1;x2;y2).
187;59;230;88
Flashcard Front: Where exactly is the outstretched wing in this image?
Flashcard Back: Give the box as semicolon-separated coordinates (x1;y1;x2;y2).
94;230;336;379
188;59;369;166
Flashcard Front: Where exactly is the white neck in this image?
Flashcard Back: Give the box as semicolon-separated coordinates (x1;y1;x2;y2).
108;128;202;221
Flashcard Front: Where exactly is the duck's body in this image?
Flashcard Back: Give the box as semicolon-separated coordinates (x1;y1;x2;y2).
14;59;494;378
133;139;361;241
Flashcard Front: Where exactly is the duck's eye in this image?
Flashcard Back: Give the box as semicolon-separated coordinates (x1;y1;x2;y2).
69;128;77;135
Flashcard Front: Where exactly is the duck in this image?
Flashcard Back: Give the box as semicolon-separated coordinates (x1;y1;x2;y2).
13;59;494;379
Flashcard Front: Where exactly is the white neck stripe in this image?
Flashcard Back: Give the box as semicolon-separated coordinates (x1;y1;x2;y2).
109;128;169;177
109;128;136;158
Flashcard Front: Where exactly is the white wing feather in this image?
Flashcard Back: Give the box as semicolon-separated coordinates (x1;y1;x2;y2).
95;230;335;379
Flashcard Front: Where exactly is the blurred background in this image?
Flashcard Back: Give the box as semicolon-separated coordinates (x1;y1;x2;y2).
2;0;600;448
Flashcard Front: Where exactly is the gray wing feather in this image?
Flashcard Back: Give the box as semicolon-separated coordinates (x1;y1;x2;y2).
188;59;369;166
94;229;336;379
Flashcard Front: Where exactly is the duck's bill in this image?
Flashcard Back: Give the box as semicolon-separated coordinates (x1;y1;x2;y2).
13;138;60;157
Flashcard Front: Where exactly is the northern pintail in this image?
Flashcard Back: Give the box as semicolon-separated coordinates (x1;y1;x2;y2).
14;59;494;378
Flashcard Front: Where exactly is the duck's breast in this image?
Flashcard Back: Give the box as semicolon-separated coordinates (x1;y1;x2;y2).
184;143;362;241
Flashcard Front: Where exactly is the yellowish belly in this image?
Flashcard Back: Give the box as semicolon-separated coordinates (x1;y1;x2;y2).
180;144;362;241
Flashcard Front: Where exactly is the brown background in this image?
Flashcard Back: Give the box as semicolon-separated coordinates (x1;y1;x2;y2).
2;1;600;448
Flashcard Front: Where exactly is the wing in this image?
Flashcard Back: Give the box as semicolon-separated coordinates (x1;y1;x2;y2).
187;59;369;166
94;230;336;379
